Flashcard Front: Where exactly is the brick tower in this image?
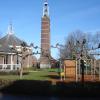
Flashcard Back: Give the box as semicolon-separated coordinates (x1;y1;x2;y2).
40;0;51;68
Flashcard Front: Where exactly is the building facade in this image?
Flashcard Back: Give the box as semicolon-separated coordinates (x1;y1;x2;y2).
40;0;51;68
0;23;35;71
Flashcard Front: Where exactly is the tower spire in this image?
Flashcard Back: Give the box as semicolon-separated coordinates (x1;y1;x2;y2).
7;21;14;35
43;0;49;16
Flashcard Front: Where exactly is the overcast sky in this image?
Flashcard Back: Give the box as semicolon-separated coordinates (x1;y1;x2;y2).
0;0;100;59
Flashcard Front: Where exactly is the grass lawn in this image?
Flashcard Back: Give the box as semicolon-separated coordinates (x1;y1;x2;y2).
22;71;50;80
48;68;64;73
0;69;59;80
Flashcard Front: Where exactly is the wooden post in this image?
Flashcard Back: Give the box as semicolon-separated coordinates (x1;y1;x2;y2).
80;59;85;83
98;61;100;81
99;61;100;81
93;60;96;80
60;60;62;81
76;60;78;82
85;60;88;75
64;65;65;80
78;59;81;80
91;59;93;80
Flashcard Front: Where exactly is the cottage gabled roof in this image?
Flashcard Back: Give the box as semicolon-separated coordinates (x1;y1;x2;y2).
0;34;27;53
0;22;28;53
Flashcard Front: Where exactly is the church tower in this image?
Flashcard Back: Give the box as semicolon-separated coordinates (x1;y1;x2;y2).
40;0;51;68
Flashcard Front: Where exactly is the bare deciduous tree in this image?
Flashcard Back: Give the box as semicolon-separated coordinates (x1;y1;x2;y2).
60;30;100;60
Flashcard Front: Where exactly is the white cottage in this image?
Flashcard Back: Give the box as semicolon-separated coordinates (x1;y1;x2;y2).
0;23;35;71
